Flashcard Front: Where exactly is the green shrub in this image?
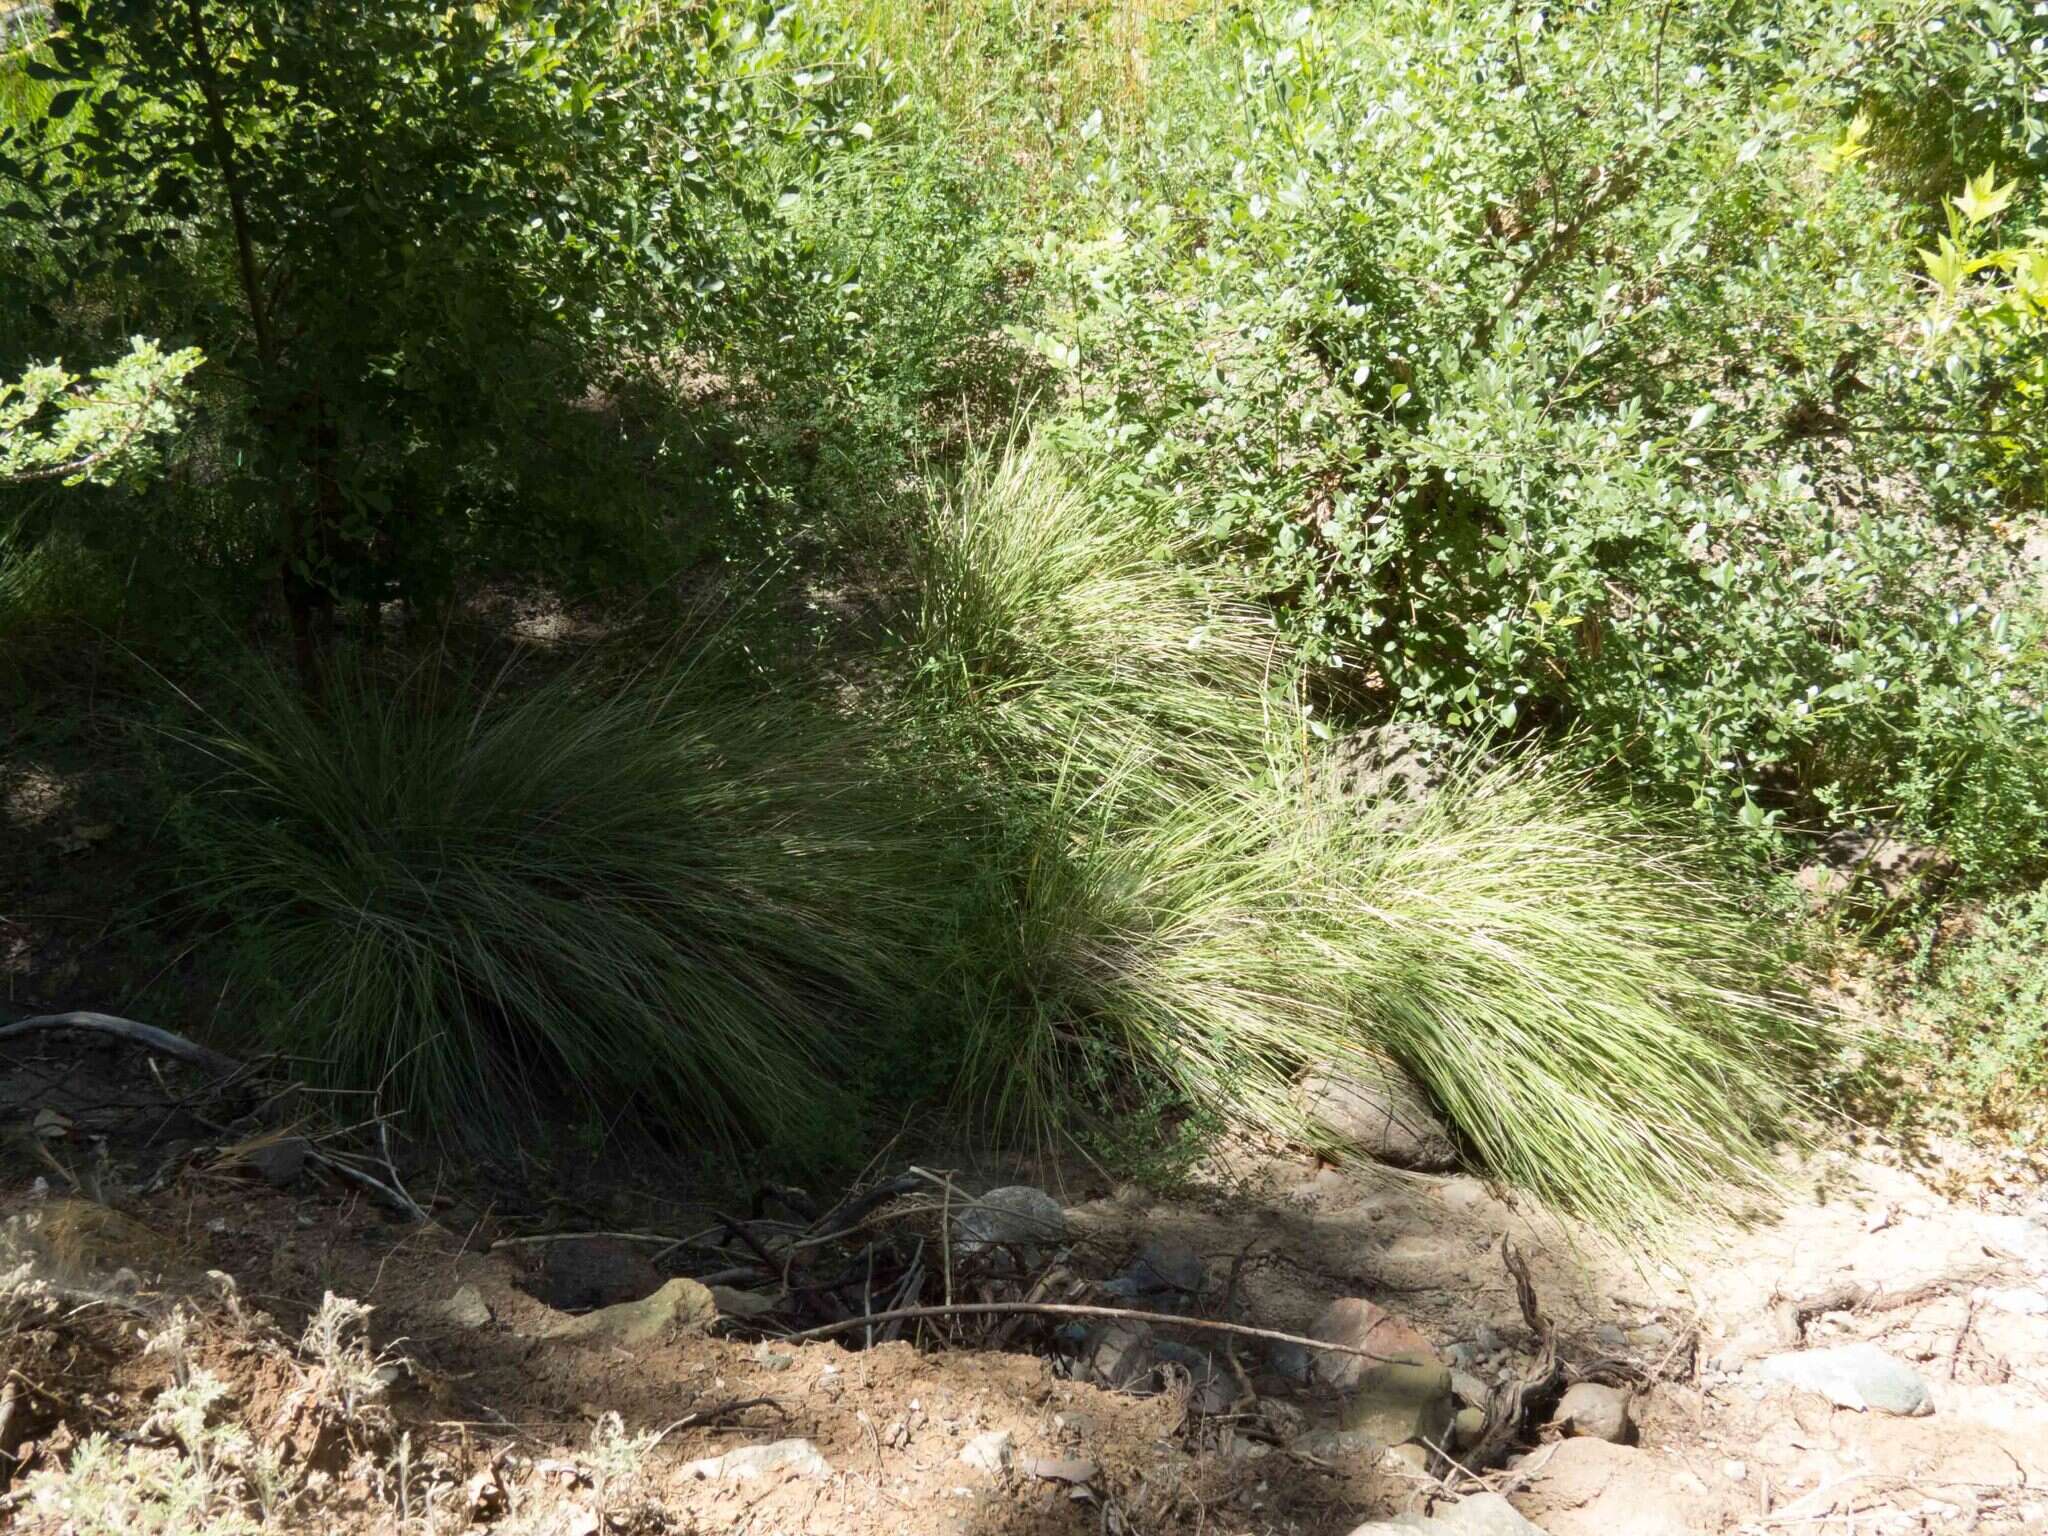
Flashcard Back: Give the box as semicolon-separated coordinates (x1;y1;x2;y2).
1896;886;2048;1142
966;0;2048;883
170;648;954;1158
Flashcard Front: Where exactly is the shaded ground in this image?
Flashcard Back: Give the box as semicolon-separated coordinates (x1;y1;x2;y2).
2;1031;2045;1534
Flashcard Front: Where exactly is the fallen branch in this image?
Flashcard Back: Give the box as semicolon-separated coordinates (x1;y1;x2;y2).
1773;1271;1996;1346
0;1012;242;1078
784;1301;1399;1361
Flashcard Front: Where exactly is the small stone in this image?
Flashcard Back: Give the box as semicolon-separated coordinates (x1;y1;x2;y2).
1757;1343;1933;1416
1550;1382;1634;1444
681;1438;831;1481
546;1277;716;1347
1452;1405;1486;1450
1473;1324;1504;1354
1083;1321;1156;1391
953;1186;1066;1262
241;1136;310;1188
1444;1341;1480;1370
435;1285;493;1329
1297;1065;1458;1171
1309;1298;1454;1451
1592;1323;1628;1352
1723;1460;1747;1483
960;1430;1013;1472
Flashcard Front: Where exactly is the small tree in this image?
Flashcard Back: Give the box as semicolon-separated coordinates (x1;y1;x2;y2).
3;1;624;674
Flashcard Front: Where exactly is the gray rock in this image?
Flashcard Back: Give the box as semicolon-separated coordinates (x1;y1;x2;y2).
1473;1324;1503;1354
1444;1341;1480;1370
1101;1239;1206;1303
960;1430;1013;1472
681;1438;831;1481
435;1284;493;1329
1549;1382;1633;1444
1084;1321;1156;1391
1297;1065;1458;1171
953;1186;1066;1263
1758;1343;1933;1416
1591;1323;1628;1353
1345;1491;1545;1533
242;1136;310;1188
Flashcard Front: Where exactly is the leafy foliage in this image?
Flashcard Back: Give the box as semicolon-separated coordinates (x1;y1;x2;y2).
0;337;200;487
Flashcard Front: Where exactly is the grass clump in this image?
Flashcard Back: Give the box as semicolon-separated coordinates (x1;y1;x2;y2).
909;436;1816;1228
909;435;1286;804
1301;759;1817;1226
172;648;952;1156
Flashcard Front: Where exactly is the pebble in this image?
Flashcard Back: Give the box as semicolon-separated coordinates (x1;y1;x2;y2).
1474;1324;1504;1354
1549;1381;1634;1444
1296;1063;1459;1171
681;1439;831;1481
1724;1460;1747;1483
434;1285;493;1329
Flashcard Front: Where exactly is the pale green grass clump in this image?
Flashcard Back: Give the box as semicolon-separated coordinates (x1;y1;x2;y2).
175;652;952;1151
1301;760;1818;1227
917;436;1817;1229
911;435;1286;804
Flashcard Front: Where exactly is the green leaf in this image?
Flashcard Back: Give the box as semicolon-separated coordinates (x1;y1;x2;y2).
1954;167;2016;226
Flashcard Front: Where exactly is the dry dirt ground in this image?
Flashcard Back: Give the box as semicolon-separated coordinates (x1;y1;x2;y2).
2;1033;2046;1536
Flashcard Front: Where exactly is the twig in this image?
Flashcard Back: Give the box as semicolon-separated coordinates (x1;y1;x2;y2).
784;1302;1400;1360
310;1149;428;1222
0;1012;242;1078
1950;1294;1979;1381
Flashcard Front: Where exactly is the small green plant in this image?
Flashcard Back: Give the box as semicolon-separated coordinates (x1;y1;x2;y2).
1896;886;2048;1143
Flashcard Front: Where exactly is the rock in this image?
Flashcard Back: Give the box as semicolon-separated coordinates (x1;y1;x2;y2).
1268;1340;1313;1385
1297;1065;1458;1171
1548;1382;1633;1444
1452;1406;1486;1451
1757;1343;1933;1416
547;1277;716;1347
1451;1370;1491;1407
953;1186;1066;1262
435;1285;493;1329
1591;1323;1627;1352
1101;1240;1206;1302
959;1430;1013;1472
1346;1491;1547;1534
1815;825;1952;900
1444;1341;1480;1370
708;1285;778;1319
681;1438;831;1482
1309;1299;1453;1450
1083;1321;1156;1391
241;1136;310;1188
1473;1324;1504;1355
1016;1456;1097;1485
1509;1438;1728;1536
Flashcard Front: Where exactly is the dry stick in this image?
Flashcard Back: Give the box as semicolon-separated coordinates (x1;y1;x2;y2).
0;1012;242;1078
784;1301;1398;1361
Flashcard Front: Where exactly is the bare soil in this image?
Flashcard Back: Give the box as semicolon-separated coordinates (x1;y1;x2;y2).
2;1031;2045;1535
